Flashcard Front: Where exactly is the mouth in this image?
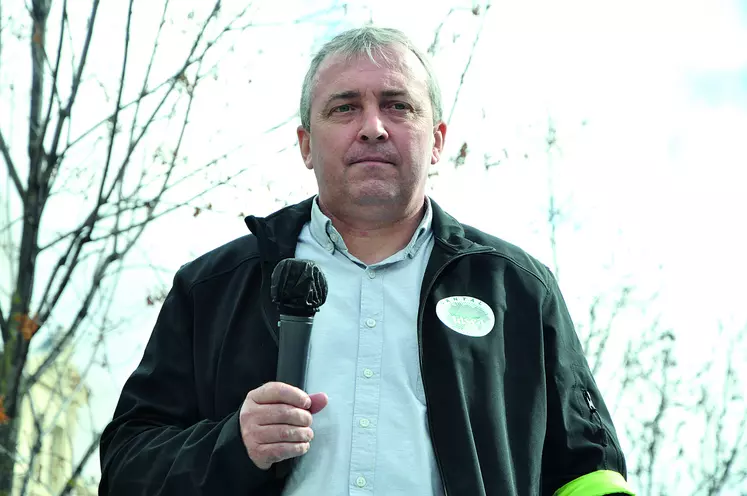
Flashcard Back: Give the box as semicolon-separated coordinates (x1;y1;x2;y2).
352;160;393;166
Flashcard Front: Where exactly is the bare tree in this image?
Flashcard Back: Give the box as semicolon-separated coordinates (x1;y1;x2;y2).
539;122;747;495
0;0;341;492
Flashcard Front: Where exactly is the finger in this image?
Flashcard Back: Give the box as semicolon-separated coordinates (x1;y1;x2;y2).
253;424;314;444
251;382;311;409
257;442;311;465
308;392;328;415
254;403;313;427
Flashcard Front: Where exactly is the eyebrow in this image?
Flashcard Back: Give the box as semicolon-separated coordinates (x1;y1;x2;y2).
323;89;411;107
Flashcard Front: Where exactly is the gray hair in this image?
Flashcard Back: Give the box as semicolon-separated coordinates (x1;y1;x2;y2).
299;26;443;131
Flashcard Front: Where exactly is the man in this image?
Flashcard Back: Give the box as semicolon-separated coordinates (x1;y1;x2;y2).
99;27;635;495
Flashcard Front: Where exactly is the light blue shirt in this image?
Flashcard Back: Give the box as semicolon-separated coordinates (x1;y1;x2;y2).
281;197;444;496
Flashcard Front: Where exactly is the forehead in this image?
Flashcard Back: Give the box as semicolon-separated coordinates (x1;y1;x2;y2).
312;45;429;102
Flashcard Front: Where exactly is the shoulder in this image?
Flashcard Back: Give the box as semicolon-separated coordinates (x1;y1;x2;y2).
461;223;554;293
174;235;261;292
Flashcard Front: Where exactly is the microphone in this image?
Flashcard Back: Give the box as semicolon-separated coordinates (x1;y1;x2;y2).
270;259;328;478
270;258;328;388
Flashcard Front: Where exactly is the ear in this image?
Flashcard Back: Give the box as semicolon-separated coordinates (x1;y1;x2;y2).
431;121;447;165
297;125;314;170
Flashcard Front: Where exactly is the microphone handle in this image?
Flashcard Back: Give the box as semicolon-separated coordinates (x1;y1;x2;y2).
276;314;314;388
275;314;314;479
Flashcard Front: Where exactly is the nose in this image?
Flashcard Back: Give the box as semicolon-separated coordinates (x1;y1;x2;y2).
358;109;389;142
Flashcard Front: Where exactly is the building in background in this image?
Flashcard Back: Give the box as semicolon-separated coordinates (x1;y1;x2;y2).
11;339;96;496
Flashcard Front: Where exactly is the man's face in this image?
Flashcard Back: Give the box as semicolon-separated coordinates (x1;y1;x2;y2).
298;45;446;219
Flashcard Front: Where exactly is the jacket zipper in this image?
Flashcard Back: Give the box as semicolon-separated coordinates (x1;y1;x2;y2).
584;388;627;471
583;390;597;414
584;389;610;450
417;247;494;496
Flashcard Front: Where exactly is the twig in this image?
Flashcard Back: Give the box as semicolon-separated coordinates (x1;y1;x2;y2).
127;0;170;149
709;412;747;495
23;251;119;403
57;432;102;496
35;0;69;172
0;304;7;341
35;0;131;329
43;0;101;194
18;394;45;496
62;0;232;156
98;0;134;209
591;287;631;375
446;4;490;125
98;0;223;206
427;8;457;56
0;130;24;197
86;169;248;243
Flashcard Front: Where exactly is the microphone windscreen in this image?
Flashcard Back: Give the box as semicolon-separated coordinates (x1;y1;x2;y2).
270;259;328;317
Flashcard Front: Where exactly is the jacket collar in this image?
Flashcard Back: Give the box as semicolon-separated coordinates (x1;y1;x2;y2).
244;196;487;259
244;197;315;263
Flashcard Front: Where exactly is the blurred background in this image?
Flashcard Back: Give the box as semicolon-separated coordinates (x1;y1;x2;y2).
1;0;745;494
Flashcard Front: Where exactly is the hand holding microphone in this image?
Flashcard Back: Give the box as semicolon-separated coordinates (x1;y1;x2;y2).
239;259;329;472
239;382;327;470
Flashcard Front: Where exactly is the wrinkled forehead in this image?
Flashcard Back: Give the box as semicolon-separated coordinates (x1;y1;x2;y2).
312;45;429;101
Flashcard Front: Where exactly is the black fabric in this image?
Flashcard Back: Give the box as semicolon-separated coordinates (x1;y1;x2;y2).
99;197;628;495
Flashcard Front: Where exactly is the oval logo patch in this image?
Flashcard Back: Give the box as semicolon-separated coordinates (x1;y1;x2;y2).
436;296;495;337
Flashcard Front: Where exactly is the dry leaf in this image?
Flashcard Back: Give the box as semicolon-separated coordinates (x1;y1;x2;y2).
0;397;9;425
14;313;41;341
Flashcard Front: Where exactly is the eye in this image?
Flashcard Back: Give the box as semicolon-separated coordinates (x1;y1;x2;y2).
391;102;411;111
332;104;354;113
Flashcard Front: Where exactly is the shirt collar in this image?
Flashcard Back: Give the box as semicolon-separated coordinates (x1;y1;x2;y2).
309;196;433;261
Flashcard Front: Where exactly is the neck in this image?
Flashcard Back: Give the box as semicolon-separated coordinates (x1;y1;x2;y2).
319;198;426;265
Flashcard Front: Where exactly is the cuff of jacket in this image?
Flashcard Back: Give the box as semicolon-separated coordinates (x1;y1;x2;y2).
553;470;635;496
215;410;275;489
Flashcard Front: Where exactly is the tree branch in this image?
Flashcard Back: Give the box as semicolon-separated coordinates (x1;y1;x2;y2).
127;0;170;150
85;168;248;244
0;303;7;344
427;8;457;56
34;0;131;329
43;0;101;194
61;0;242;158
18;395;46;496
0;130;24;198
27;66;203;386
97;0;134;212
35;0;69;174
38;139;247;254
57;432;101;496
23;250;119;402
28;0;53;183
446;4;490;125
709;412;747;495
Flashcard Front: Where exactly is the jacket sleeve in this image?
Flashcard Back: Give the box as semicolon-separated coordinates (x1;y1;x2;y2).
540;273;636;496
99;267;275;495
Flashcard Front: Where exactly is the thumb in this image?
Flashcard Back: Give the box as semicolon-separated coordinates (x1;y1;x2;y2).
308;392;328;414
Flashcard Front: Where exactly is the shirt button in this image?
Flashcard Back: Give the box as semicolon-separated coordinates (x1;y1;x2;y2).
367;269;376;279
359;418;370;428
365;318;376;328
356;476;367;488
363;368;374;378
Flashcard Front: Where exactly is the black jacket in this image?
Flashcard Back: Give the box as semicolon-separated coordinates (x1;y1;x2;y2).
99;197;630;495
